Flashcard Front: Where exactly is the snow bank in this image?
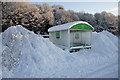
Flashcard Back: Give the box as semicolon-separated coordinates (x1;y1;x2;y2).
2;25;69;78
1;25;118;78
0;33;2;79
72;31;118;77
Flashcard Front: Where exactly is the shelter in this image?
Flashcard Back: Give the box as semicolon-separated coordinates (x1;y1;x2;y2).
48;21;94;48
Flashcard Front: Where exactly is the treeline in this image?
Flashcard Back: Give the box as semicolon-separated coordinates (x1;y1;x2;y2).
2;2;118;35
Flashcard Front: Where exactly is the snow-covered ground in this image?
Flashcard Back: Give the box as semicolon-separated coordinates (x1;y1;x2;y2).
0;25;118;78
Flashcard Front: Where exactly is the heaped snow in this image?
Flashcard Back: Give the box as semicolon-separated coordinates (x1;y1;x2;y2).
1;25;118;78
0;32;2;79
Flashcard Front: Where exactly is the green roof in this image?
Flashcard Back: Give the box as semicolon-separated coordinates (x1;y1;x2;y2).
71;23;94;30
48;21;94;32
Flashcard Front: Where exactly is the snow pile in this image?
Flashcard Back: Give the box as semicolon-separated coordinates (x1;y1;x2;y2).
1;25;118;78
0;32;2;79
72;31;118;77
1;25;69;78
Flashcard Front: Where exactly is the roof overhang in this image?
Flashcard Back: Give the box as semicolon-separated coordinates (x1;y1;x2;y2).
48;21;94;32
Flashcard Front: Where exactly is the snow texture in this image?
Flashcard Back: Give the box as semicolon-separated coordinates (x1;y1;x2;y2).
48;21;94;32
1;25;118;78
0;32;2;79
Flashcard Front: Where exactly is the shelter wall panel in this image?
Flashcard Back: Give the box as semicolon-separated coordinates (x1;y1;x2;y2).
70;31;82;44
49;30;68;47
70;31;82;47
81;31;91;45
49;32;55;43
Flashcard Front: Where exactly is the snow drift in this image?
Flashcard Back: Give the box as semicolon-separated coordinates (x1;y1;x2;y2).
0;25;118;78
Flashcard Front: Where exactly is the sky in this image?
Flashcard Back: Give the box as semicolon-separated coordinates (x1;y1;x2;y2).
31;2;118;16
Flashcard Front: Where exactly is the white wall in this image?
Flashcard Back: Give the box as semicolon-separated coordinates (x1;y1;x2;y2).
49;30;69;47
81;31;91;45
49;30;92;47
70;31;82;44
70;30;92;46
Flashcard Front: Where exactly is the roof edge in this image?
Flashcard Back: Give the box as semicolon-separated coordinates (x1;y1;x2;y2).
69;21;94;30
48;21;94;32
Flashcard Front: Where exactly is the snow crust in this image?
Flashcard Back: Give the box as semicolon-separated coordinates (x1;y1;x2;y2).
1;25;118;78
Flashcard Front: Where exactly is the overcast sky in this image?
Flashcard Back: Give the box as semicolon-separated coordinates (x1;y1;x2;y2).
31;2;118;16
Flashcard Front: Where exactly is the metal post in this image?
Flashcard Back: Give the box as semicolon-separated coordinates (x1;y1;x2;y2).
68;29;70;48
90;30;92;46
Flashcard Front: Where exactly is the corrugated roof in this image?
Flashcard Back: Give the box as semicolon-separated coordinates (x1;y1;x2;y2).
48;21;94;32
